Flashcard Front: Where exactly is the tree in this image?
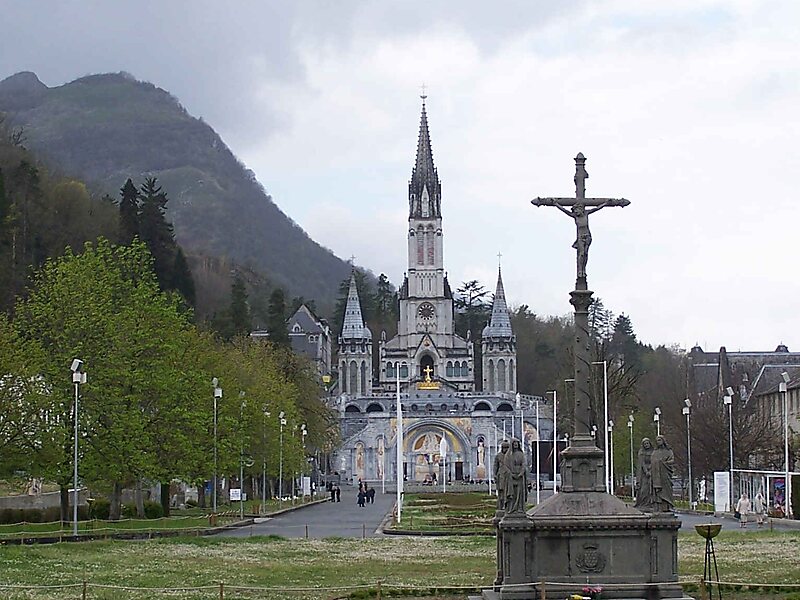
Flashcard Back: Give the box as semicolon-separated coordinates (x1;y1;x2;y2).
14;238;210;520
454;280;490;338
266;287;290;347
138;177;173;288
118;178;139;243
230;274;252;338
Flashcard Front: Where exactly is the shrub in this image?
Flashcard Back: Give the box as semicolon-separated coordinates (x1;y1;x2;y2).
121;503;136;518
143;501;164;519
92;498;110;520
186;498;198;508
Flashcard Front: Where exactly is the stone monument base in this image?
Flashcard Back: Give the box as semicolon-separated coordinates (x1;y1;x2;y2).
471;491;692;600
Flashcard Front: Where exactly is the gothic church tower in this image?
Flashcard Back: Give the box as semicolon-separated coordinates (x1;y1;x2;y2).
338;272;372;396
481;266;516;392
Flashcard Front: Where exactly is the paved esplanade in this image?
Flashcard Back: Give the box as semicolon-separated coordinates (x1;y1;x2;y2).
219;486;394;538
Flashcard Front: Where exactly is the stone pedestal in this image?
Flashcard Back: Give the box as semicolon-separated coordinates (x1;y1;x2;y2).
472;437;691;600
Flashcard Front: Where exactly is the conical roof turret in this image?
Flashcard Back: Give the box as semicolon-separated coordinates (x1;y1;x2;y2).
341;272;372;341
482;266;514;338
408;98;441;219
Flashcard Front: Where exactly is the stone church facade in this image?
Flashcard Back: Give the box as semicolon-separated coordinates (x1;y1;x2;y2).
332;99;553;485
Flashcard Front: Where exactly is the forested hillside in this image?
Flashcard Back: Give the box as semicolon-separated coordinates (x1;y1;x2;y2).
0;71;353;316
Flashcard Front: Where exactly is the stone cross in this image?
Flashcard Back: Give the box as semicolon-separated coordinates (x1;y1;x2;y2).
530;153;630;447
531;153;629;290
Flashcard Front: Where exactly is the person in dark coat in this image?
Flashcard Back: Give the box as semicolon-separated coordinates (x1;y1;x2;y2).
357;490;366;508
367;487;375;503
330;486;336;502
335;485;341;502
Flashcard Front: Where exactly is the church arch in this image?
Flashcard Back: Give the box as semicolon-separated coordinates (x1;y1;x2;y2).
354;442;366;480
386;361;396;378
419;354;435;378
474;401;491;412
349;361;357;395
366;402;384;413
497;402;513;412
401;419;472;482
461;361;469;376
345;404;362;413
497;359;507;392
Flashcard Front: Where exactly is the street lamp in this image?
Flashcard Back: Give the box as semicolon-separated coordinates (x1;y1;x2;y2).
683;399;693;507
592;360;610;493
439;433;448;493
262;410;270;513
723;392;733;512
628;413;635;500
653;407;661;437
780;372;792;517
70;359;87;536
278;411;286;502
608;420;615;494
301;423;307;498
546;390;557;495
212;378;222;512
535;398;541;504
239;391;246;520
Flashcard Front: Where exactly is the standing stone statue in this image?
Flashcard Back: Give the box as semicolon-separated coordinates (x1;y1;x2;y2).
504;439;528;514
494;439;511;511
634;437;654;511
651;435;675;512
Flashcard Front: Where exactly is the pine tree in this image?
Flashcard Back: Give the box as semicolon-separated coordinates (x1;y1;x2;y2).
230;274;251;337
266;287;290;347
138;177;174;289
118;178;139;243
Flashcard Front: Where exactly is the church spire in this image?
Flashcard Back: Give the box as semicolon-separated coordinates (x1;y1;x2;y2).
341;271;372;341
408;97;441;219
483;265;513;337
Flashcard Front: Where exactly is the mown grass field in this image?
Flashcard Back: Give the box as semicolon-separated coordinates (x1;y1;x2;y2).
391;492;496;533
0;530;799;599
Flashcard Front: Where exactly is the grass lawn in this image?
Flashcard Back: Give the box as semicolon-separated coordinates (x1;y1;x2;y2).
390;492;496;533
0;530;799;599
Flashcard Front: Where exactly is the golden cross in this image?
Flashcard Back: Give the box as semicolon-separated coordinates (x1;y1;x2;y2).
423;365;434;381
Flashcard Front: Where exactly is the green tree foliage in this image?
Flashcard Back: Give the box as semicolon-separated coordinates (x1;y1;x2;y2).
229;274;252;339
14;239;208;519
454;280;490;338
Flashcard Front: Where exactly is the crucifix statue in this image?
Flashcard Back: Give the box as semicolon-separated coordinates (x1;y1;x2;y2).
532;153;629;289
529;153;630;492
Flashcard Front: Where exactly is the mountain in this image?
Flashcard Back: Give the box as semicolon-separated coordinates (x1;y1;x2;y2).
0;71;353;315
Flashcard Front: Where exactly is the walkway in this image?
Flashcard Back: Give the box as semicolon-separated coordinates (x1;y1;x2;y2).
218;485;394;539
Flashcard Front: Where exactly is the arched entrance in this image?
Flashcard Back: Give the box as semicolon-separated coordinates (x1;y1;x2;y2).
404;423;468;483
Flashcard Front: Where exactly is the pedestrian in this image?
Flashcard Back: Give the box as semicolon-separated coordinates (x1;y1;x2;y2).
335;485;341;502
753;491;766;528
330;485;336;502
367;487;375;504
735;492;751;528
357;490;366;508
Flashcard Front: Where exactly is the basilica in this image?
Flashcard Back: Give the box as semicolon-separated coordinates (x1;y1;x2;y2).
332;99;554;485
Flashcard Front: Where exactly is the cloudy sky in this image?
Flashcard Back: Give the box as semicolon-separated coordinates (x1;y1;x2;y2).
3;0;799;352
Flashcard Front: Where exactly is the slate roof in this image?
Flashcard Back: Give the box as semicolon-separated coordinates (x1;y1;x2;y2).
340;272;372;341
482;266;514;339
408;99;442;219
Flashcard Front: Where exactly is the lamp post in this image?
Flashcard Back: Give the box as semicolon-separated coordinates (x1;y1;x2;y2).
547;390;557;495
440;433;448;493
592;360;610;493
608;420;615;493
70;359;86;536
723;392;733;511
278;411;286;503
628;413;635;499
653;407;661;437
239;391;246;520
535;398;541;504
780;372;792;517
301;423;307;498
262;410;270;512
212;378;222;512
683;399;692;507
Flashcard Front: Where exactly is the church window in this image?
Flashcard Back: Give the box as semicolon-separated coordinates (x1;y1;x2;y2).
400;363;409;378
366;402;383;413
474;401;491;411
461;361;468;376
411;403;418;412
427;231;435;265
498;359;506;392
345;404;361;413
446;361;453;377
360;361;367;395
417;232;424;264
488;360;495;392
509;360;515;390
387;362;396;378
497;402;513;412
441;403;448;411
349;361;357;395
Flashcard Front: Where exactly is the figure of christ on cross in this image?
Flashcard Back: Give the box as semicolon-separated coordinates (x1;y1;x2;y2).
532;153;629;287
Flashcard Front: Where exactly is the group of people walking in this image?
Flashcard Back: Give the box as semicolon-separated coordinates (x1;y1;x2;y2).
357;479;375;508
735;491;767;528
